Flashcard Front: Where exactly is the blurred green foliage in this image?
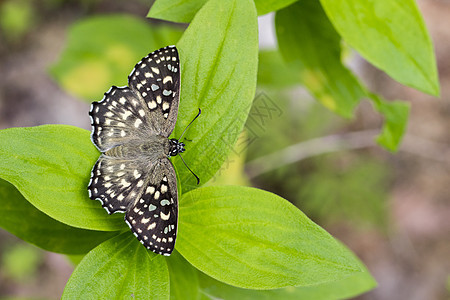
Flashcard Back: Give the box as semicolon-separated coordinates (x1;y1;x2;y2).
1;243;42;282
245;89;389;230
50;15;183;101
298;154;389;229
0;0;35;43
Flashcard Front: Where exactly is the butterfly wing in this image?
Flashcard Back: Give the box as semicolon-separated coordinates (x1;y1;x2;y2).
88;155;178;255
128;45;180;138
125;158;178;256
90;86;160;152
88;155;151;214
89;45;180;152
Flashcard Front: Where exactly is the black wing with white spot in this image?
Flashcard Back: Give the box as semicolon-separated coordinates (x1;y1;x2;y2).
128;45;180;138
125;159;178;256
88;155;152;214
90;86;161;152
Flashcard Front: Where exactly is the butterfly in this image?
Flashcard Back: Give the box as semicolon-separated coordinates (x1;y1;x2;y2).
88;45;185;256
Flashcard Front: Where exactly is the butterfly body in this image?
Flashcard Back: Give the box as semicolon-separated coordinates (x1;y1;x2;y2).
88;46;181;256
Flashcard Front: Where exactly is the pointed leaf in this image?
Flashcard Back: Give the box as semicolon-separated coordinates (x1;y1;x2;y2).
371;95;410;152
148;0;299;22
254;0;298;15
321;0;439;96
276;0;365;118
0;178;118;254
173;0;258;191
63;232;169;299
148;0;207;23
0;125;124;231
177;186;362;289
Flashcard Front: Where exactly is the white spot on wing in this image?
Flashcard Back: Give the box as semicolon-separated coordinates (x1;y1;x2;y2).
134;119;142;128
160;211;170;220
146;186;155;194
163;76;172;84
151;67;160;74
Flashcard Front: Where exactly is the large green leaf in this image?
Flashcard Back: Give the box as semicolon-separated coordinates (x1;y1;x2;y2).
50;14;183;101
0;125;123;231
176;186;362;289
320;0;439;96
276;0;366;118
172;0;258;191
62;232;169;299
148;0;298;22
0;178;118;254
198;251;376;299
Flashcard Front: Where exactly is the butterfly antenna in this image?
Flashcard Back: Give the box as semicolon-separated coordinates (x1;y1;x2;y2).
179;108;201;141
178;153;200;184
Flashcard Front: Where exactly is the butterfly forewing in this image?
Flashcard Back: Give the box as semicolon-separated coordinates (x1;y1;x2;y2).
128;45;180;138
90;86;163;152
88;46;181;256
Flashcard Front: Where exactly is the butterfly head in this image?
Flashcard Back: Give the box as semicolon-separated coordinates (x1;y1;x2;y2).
168;138;185;157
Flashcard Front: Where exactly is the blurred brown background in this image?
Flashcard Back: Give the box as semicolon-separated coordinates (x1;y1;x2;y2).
0;0;449;299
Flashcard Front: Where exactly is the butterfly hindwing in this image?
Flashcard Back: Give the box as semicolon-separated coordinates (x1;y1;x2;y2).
125;158;178;255
88;155;152;214
128;45;180;138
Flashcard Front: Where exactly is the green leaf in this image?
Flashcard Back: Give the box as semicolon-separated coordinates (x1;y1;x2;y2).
254;0;298;15
176;186;362;289
257;50;299;88
173;0;258;191
148;0;296;22
63;232;169;299
320;0;439;96
166;250;199;300
0;125;124;231
148;0;207;23
198;251;376;299
371;95;410;152
0;178;119;254
276;0;366;118
50;14;183;101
